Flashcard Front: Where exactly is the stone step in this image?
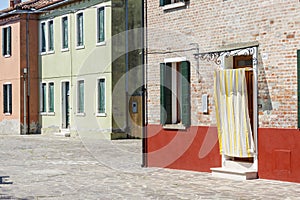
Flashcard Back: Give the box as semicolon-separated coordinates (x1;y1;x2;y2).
211;167;258;181
223;160;255;170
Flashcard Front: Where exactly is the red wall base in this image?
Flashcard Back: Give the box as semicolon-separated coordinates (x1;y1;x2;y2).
258;128;300;183
146;125;221;172
146;125;300;183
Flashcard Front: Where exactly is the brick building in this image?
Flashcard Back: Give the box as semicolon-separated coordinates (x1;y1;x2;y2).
145;0;300;182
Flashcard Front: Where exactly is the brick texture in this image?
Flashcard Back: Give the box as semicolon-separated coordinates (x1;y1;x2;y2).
146;0;300;128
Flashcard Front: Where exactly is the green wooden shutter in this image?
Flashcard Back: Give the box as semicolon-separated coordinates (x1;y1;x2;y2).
180;61;191;126
8;84;12;114
48;21;54;51
2;28;5;56
3;85;7;113
160;63;172;125
7;27;11;55
63;17;68;49
297;50;300;128
79;81;84;113
159;0;165;6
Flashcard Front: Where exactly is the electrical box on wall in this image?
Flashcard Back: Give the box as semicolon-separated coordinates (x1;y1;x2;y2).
202;94;208;114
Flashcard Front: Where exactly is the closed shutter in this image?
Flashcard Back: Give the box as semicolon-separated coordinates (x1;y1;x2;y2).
41;23;46;52
79;81;84;113
160;63;172;125
7;27;11;56
180;61;191;126
297;50;300;128
63;17;68;49
48;21;54;51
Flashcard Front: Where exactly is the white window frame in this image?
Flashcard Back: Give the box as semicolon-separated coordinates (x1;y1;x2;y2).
3;82;12;115
76;79;85;115
96;6;106;46
162;0;186;10
96;77;106;117
75;11;85;49
61;15;69;52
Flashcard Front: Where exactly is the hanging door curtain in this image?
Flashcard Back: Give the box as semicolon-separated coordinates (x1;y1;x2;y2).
214;68;255;158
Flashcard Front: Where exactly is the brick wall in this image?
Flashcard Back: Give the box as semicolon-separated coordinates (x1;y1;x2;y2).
146;0;300;128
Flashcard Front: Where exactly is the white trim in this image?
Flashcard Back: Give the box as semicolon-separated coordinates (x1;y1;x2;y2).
162;1;186;11
96;113;107;117
164;57;186;63
75;45;85;50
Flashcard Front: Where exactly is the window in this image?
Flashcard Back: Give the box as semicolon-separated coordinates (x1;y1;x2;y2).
2;26;11;57
97;79;105;114
41;83;47;113
41;22;46;53
159;0;185;6
160;61;190;126
48;82;54;113
97;7;105;44
48;20;54;51
76;12;84;47
3;84;12;114
77;80;84;113
62;16;68;49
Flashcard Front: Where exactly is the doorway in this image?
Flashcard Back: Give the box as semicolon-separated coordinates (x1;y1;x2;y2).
61;81;70;129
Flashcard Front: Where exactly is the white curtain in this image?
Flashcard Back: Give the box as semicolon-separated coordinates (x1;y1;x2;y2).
214;68;255;158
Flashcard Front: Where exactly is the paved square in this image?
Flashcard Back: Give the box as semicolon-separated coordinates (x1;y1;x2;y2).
0;135;299;199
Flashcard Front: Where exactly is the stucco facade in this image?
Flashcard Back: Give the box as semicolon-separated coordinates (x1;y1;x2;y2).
145;0;300;182
39;0;113;138
0;13;39;135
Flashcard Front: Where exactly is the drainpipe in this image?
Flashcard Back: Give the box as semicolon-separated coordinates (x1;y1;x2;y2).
142;0;147;167
125;0;129;136
25;13;30;134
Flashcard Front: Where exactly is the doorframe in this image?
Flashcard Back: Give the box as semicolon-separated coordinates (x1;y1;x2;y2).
220;46;258;170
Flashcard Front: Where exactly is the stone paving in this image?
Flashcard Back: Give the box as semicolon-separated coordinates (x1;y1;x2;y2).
0;134;300;199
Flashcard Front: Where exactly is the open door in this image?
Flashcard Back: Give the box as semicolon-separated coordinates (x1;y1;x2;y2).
61;81;70;129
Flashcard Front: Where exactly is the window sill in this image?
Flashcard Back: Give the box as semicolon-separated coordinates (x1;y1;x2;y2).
40;112;47;116
163;124;186;130
4;54;11;58
162;2;186;11
61;48;69;52
76;112;86;116
47;50;55;54
40;52;47;55
96;113;107;117
96;41;106;47
47;112;55;116
76;45;85;50
4;113;12;116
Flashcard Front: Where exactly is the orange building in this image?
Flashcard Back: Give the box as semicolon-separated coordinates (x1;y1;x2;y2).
0;0;39;134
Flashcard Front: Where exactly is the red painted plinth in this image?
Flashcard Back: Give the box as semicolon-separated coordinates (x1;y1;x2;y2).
258;128;300;183
146;125;221;172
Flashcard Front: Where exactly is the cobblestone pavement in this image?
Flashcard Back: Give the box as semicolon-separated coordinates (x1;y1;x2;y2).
0;134;300;200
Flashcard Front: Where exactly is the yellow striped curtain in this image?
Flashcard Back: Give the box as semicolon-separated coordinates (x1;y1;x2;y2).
214;69;255;158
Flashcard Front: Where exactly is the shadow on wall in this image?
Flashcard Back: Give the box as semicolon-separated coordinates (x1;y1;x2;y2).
257;52;273;112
